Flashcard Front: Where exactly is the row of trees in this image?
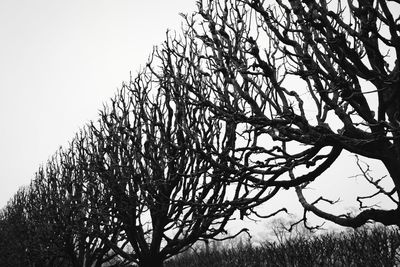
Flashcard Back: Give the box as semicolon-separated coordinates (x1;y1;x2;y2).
1;0;399;266
0;65;274;266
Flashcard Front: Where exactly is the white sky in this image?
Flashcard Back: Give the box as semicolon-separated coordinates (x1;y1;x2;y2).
0;0;197;207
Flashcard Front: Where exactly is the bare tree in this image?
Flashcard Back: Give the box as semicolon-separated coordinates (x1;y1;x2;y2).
4;0;399;264
163;0;400;228
56;132;124;267
87;53;282;266
0;189;33;266
0;38;282;266
19;134;122;267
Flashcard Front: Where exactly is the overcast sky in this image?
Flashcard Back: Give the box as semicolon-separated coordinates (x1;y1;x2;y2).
0;0;197;207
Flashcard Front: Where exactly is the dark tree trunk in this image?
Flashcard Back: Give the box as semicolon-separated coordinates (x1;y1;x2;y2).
138;255;164;267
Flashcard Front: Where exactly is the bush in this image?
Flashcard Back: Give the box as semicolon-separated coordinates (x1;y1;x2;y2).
166;226;400;267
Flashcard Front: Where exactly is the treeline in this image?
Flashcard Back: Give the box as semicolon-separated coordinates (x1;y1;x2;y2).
0;65;258;266
2;0;400;266
167;226;400;267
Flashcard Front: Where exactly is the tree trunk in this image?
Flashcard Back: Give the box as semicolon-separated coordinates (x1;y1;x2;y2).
139;255;164;267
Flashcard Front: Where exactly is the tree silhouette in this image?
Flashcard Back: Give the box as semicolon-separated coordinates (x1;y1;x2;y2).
86;61;280;266
3;139;122;267
0;48;283;267
0;189;32;266
163;0;400;227
2;0;400;265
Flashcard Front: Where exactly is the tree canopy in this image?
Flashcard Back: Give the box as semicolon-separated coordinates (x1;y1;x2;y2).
164;0;400;227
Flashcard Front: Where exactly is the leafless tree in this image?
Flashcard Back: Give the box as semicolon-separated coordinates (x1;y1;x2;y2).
163;0;400;228
3;0;398;264
87;53;282;266
0;189;33;266
17;134;122;267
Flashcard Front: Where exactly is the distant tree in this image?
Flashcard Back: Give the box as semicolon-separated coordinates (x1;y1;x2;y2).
24;135;122;267
61;131;125;267
162;0;400;227
0;134;123;267
267;216;314;243
0;189;32;267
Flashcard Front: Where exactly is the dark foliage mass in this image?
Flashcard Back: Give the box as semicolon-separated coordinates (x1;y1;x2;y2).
1;0;399;266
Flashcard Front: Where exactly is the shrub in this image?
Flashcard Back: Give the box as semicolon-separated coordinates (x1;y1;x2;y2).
166;226;400;267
